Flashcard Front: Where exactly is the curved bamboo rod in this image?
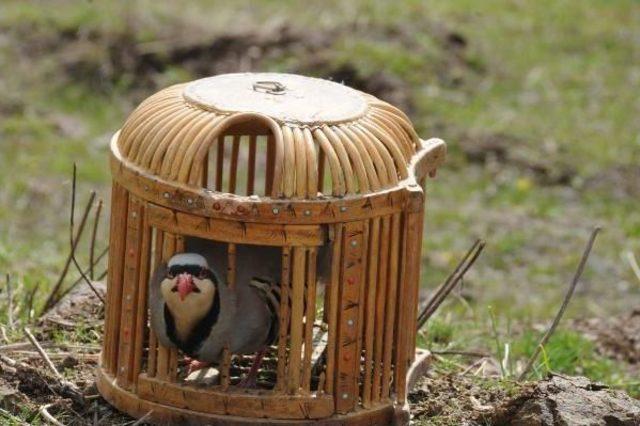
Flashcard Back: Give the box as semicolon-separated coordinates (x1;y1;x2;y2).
115;79;430;199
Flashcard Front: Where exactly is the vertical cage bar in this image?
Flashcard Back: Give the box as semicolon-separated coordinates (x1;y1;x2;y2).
394;213;411;401
372;216;390;402
156;233;176;381
116;197;144;389
275;246;292;392
247;135;257;195
301;248;317;393
335;221;366;414
147;229;164;377
220;243;237;388
287;247;307;393
356;221;370;401
381;213;401;398
220;345;232;390
104;182;128;375
228;135;240;193
397;191;425;400
167;235;185;382
324;224;343;395
362;217;380;407
131;209;152;387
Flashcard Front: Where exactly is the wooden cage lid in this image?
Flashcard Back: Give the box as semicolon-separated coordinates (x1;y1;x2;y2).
115;72;437;199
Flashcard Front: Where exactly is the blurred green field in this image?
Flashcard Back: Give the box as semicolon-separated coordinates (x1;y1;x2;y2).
1;0;639;399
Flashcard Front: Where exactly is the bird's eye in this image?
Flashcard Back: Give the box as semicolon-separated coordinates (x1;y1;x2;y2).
198;269;207;279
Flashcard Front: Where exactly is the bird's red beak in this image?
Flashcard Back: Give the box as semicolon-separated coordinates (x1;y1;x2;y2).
177;272;195;301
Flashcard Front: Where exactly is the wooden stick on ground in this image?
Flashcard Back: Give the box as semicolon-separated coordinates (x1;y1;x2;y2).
38;404;64;426
518;227;601;381
24;327;62;380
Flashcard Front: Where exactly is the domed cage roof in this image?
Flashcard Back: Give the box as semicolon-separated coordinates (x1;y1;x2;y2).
113;72;444;200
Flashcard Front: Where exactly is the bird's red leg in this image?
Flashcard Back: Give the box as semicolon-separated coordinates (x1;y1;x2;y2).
239;347;267;388
186;358;211;374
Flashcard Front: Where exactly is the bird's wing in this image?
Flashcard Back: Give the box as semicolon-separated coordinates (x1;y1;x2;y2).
148;262;175;349
248;278;280;346
191;280;238;363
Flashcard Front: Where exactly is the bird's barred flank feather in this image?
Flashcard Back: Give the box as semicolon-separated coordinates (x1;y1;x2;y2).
250;277;281;345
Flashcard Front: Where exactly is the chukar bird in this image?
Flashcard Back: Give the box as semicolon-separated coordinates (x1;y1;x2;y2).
149;246;280;387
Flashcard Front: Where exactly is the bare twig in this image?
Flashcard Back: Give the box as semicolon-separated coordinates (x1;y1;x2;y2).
38;403;65;426
55;247;108;304
70;255;105;305
1;353;32;370
5;274;14;330
625;251;640;284
419;239;480;313
431;349;490;358
89;198;103;280
42;172;96;312
24;327;62;380
67;164;105;306
518;227;601;381
417;239;486;329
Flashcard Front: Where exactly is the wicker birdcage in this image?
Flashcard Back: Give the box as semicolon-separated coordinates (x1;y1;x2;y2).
97;72;446;425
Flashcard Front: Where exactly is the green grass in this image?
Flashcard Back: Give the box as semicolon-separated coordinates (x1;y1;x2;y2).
0;0;639;400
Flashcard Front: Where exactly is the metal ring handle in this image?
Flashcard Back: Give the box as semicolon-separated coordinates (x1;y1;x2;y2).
252;80;287;95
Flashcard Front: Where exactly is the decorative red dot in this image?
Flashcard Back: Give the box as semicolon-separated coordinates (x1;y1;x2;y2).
347;277;355;285
213;203;221;210
128;249;135;256
343;354;351;361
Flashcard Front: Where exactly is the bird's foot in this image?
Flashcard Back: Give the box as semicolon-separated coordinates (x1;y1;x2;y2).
187;359;210;374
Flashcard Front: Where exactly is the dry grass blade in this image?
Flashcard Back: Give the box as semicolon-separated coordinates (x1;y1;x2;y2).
6;274;14;330
625;251;640;284
0;407;29;426
518;226;601;381
24;283;40;322
417;239;486;330
24;327;63;380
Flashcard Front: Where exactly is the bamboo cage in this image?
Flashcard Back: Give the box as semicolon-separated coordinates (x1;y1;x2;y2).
97;73;446;425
